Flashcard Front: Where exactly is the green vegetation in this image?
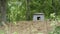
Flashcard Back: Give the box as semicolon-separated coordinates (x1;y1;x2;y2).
0;0;60;34
0;30;5;34
0;0;60;22
13;31;18;34
49;26;60;34
6;0;60;21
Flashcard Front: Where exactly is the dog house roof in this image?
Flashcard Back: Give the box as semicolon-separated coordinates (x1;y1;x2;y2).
34;13;44;15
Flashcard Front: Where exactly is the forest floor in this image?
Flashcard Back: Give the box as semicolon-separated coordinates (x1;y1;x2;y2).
0;21;60;34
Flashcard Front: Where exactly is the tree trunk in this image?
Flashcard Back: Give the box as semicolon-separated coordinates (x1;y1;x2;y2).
0;0;7;23
26;0;30;20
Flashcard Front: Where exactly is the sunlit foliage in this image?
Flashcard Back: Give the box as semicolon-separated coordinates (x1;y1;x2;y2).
6;0;60;21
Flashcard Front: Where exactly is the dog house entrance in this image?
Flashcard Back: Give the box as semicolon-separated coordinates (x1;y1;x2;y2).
37;17;40;20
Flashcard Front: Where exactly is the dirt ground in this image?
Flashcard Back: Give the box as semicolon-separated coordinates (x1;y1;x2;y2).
0;21;60;34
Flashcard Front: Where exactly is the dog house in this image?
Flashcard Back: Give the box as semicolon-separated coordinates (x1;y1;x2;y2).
33;13;44;21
